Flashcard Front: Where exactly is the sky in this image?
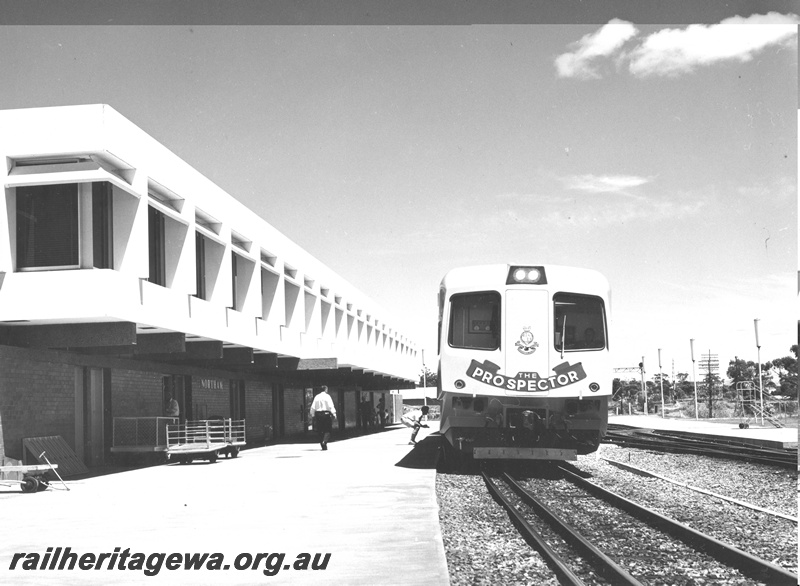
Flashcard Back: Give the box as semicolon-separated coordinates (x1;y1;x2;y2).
0;6;796;382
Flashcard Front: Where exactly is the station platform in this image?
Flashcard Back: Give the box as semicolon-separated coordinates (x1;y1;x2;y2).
609;414;798;450
0;424;449;586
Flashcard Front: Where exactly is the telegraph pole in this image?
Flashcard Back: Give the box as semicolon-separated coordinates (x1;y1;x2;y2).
700;351;719;418
613;366;644;414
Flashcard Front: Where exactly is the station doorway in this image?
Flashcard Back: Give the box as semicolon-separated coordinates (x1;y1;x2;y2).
75;367;111;467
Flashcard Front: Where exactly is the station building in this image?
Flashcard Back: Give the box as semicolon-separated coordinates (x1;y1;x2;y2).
0;104;418;468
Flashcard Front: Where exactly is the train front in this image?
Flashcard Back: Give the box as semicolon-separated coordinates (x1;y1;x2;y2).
437;264;611;461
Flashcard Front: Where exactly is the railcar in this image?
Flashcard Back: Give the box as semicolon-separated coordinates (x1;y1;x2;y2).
437;264;611;462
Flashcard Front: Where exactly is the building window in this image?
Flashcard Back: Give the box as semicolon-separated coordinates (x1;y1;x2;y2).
92;182;113;269
195;232;207;300
148;206;166;286
231;253;244;311
16;184;79;270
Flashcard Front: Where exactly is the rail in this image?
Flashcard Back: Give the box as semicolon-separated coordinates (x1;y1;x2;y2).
483;464;797;585
483;468;641;585
557;464;798;585
602;425;797;468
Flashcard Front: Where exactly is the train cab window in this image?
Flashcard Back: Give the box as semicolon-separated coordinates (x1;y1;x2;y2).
448;292;500;350
553;293;606;351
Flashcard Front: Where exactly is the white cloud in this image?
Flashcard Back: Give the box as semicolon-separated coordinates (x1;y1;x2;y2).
564;173;651;194
489;181;706;230
628;12;799;77
555;13;798;79
555;19;638;79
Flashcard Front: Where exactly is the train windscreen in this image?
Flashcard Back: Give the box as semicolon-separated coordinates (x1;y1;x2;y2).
553;293;606;351
448;291;500;350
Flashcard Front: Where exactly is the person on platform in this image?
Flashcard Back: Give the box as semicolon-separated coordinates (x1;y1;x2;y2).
165;394;180;418
309;385;337;451
377;397;386;426
401;405;429;445
360;398;372;429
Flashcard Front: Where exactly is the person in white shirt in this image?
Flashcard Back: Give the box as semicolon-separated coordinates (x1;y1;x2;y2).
401;405;429;445
309;385;337;451
165;394;179;418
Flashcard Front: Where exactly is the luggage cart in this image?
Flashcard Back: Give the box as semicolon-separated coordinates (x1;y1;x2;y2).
166;419;246;464
0;464;61;492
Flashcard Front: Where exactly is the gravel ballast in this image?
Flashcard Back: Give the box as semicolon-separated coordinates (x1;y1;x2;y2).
437;445;798;585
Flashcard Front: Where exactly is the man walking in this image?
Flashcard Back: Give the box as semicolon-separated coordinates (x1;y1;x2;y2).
309;385;337;451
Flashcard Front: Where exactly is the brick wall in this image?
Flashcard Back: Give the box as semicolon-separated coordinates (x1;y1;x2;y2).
192;377;230;420
0;343;364;458
0;346;76;460
283;386;306;435
245;379;272;444
112;369;163;417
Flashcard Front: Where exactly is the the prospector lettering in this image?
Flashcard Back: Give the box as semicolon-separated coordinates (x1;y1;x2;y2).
466;359;587;392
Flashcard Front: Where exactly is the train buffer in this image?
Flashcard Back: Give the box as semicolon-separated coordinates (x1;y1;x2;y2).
166;418;246;464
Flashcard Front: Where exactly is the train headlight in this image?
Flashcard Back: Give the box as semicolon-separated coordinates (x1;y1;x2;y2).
589;382;600;392
454;379;466;390
506;265;547;285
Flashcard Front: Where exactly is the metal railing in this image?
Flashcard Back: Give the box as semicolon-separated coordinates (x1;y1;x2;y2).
112;417;177;451
166;419;246;448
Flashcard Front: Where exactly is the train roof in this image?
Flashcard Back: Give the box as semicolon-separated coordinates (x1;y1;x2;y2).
439;263;609;293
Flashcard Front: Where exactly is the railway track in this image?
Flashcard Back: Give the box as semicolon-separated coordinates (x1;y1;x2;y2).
482;463;798;585
603;424;797;468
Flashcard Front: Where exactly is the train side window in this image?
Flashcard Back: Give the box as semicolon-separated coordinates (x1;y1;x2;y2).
448;291;500;350
553;293;606;351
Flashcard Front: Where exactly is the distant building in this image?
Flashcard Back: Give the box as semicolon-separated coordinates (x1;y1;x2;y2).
401;387;441;419
0;104;417;467
401;387;439;405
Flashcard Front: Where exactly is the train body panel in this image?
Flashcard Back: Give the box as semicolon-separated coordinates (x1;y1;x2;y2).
437;264;611;460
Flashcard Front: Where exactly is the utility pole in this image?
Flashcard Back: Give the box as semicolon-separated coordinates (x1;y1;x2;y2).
754;319;763;426
421;349;427;407
658;349;664;418
671;359;675;404
690;338;698;420
639;357;647;414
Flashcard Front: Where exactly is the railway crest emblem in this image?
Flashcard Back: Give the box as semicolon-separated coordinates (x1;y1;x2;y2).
515;327;538;355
